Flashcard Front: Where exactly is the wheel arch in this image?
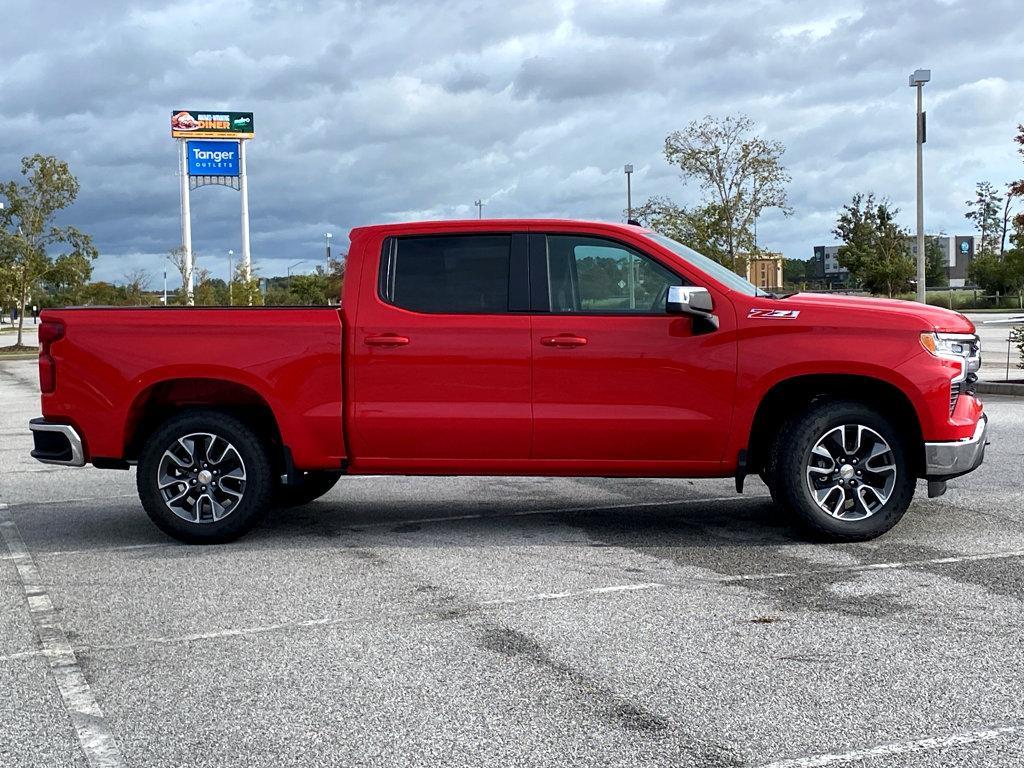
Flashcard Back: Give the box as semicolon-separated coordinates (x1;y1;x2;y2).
123;377;287;472
747;373;925;477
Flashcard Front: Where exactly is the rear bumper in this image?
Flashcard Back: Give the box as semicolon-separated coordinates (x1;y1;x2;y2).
29;418;85;467
924;413;988;480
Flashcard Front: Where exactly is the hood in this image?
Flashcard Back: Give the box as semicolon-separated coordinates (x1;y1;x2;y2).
783;293;975;334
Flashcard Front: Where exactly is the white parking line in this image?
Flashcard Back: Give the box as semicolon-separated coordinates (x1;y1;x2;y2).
768;723;1023;767
2;541;1024;666
0;503;125;767
481;582;665;606
721;548;1024;583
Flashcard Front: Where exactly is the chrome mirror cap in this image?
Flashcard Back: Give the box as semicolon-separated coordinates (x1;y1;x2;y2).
667;286;713;314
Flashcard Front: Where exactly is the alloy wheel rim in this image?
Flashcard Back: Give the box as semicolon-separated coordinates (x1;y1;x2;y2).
157;432;246;523
805;424;897;521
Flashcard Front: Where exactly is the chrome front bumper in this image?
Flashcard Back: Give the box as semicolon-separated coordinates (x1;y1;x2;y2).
29;418;85;467
924;413;989;479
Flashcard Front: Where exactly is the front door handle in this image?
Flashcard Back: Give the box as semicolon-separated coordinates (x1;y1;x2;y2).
540;334;588;348
365;334;410;347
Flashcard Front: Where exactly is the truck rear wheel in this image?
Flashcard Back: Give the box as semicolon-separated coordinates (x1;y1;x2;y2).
274;471;342;508
773;400;916;541
137;410;272;544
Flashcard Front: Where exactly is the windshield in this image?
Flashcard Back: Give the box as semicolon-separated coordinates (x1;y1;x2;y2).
644;233;768;297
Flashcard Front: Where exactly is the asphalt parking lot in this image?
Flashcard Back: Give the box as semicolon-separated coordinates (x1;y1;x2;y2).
2;357;1023;767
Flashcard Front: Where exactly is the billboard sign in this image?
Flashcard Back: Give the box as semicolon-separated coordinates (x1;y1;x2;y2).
186;140;240;176
172;110;254;138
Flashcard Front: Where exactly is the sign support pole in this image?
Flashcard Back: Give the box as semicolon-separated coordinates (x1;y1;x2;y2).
239;139;252;303
178;138;194;306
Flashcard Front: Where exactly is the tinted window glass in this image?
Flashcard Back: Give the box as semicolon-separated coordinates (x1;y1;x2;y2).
387;235;511;313
545;235;679;313
645;232;765;296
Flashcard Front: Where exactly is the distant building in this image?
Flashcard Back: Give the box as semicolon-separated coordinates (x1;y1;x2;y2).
906;235;975;287
811;245;850;286
812;235;975;288
742;252;784;291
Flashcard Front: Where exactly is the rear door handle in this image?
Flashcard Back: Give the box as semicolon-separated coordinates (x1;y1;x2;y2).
365;334;410;347
540;334;588;348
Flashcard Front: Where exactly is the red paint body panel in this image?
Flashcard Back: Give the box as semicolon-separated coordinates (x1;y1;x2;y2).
39;308;345;468
39;218;983;479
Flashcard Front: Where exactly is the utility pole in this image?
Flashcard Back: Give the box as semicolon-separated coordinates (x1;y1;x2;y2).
163;270;167;305
909;68;930;304
474;199;483;219
228;249;234;306
624;164;633;222
325;232;332;269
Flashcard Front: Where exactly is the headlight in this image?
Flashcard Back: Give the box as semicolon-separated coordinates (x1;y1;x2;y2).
919;332;981;414
920;333;973;358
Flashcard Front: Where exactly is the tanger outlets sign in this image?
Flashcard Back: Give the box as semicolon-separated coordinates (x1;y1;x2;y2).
171;110;254;139
186;140;240;176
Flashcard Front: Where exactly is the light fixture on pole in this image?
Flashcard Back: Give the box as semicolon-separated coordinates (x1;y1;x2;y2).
227;249;234;306
325;232;332;268
287;260;306;292
624;164;634;223
909;68;930;304
474;199;483;219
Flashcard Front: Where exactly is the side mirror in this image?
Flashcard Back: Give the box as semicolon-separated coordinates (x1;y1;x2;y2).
666;286;718;333
667;286;713;314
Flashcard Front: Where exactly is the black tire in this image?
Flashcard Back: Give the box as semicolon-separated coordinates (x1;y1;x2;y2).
137;409;272;544
273;471;342;508
773;399;916;541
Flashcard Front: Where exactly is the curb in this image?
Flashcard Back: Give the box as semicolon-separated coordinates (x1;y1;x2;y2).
977;381;1024;397
0;353;38;361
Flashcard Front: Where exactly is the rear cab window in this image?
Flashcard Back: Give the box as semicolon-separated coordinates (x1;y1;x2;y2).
379;234;519;313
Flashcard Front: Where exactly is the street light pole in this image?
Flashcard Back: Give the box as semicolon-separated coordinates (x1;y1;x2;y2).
287;260;306;293
624;164;633;222
325;232;332;269
227;249;234;306
909;68;930;304
474;199;483;219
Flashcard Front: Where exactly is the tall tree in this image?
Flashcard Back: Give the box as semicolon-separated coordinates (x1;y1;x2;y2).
1010;124;1024;247
999;187;1016;256
964;181;1002;256
632;196;730;265
833;194;914;296
0;155;97;348
166;246;193;305
123;269;151;306
662;114;792;273
925;236;949;287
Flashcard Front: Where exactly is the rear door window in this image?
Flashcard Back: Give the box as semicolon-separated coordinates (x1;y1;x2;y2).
381;235;512;313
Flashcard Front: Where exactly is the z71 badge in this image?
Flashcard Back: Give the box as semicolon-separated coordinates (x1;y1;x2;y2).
748;308;800;319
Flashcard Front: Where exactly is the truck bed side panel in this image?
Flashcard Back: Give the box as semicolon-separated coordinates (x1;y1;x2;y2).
40;308;345;469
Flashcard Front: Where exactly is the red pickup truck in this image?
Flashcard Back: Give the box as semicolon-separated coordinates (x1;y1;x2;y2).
30;219;987;543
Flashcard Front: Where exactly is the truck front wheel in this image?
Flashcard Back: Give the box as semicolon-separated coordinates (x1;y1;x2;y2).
137;410;272;544
773;400;916;541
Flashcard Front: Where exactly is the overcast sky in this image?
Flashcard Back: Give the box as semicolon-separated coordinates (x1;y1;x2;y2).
1;0;1022;285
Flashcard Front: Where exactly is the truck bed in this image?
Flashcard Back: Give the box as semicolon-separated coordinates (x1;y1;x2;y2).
39;307;346;469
